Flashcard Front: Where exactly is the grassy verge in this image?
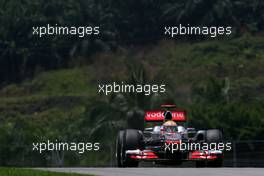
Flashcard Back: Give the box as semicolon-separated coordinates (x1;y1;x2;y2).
0;168;93;176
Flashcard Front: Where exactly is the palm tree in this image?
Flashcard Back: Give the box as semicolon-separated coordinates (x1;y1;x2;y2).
87;64;160;139
84;64;160;165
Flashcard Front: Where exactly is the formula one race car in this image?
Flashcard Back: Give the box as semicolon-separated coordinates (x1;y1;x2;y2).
116;104;224;167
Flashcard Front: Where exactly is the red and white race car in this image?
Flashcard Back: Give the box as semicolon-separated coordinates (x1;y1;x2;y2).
116;104;224;167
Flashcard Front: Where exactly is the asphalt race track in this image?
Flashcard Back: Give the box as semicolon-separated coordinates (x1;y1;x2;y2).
37;168;264;176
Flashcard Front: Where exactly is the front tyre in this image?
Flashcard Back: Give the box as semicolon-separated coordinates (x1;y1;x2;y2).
116;130;124;167
195;129;223;167
116;129;142;167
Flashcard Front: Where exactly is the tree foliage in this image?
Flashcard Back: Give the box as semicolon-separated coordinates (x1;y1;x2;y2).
1;0;264;84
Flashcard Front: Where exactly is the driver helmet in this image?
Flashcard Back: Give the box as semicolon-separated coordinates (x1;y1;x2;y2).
163;111;177;126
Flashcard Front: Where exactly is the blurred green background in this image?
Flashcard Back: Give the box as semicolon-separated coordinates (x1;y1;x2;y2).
0;0;264;166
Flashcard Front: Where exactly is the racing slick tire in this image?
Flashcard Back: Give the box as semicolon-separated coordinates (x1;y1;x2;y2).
116;129;142;167
116;130;124;167
196;129;223;167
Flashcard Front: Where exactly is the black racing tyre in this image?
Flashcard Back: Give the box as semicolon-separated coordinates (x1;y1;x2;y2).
196;129;223;167
116;129;142;167
206;129;223;167
116;130;124;167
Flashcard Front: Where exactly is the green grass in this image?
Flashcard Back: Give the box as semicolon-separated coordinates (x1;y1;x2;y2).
0;168;93;176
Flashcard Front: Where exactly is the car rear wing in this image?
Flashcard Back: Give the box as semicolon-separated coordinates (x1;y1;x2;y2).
144;110;187;122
